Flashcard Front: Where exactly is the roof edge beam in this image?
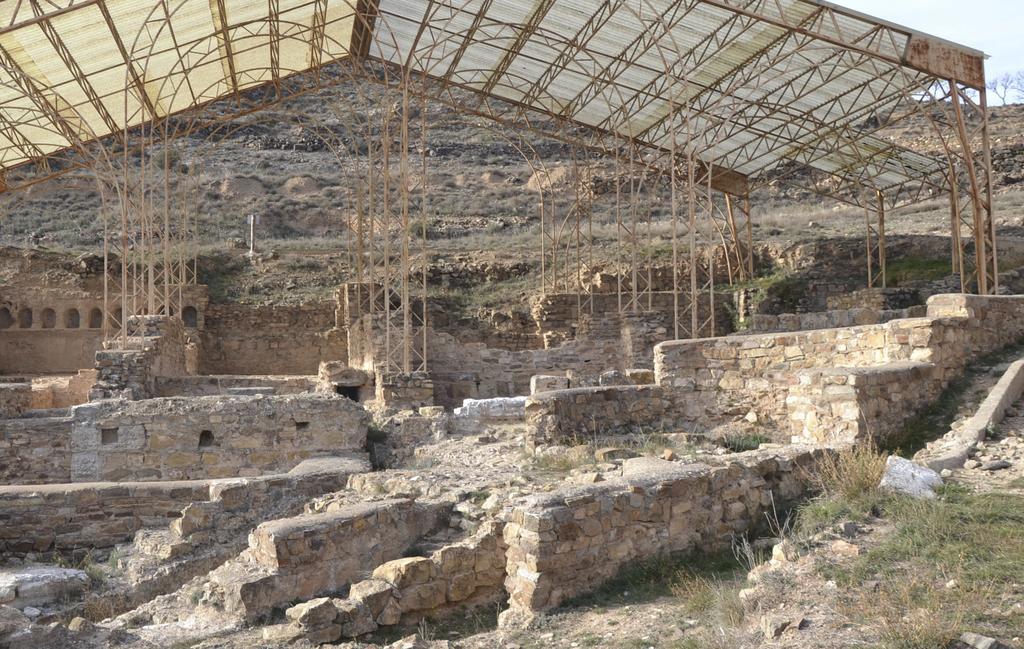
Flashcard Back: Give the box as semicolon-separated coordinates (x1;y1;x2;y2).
904;35;985;89
701;0;985;89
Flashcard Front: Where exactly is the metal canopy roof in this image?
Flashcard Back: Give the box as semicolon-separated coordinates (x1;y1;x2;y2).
0;0;987;206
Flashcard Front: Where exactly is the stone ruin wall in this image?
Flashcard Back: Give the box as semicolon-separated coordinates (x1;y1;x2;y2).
786;361;938;446
367;292;731;408
68;394;368;482
0;480;210;555
787;294;1024;444
91;316;190;400
826;287;922;311
525;294;1024;447
199;302;346;376
0;289;108;374
1;387;368;486
267;521;508;642
656;295;1024;431
427;330;627;408
259;445;830;643
533;292;731;358
746;305;926;334
154;375;317;397
500;447;825;623
525;384;670;447
0;413;71;484
0;457;365;556
0;381;32;419
216;498;449;620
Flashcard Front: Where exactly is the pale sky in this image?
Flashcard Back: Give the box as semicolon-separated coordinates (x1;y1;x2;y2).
842;0;1023;78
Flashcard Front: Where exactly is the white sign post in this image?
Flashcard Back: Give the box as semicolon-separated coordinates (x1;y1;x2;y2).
246;213;260;256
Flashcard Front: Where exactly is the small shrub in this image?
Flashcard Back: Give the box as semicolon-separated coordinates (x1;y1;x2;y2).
730;535;767;573
530;445;594;474
721;432;769;452
83;593;128;622
813;443;887;506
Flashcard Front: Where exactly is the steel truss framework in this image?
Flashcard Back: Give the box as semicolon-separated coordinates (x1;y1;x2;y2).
0;0;998;372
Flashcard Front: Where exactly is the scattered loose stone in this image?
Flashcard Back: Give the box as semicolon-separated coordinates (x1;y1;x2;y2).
954;631;1013;649
879;456;943;499
760;615;790;638
837;521;859;538
830;540;860;558
594;447;639;462
0;605;31;637
982;460;1012;471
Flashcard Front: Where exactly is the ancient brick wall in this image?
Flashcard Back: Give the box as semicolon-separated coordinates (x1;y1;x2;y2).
199;303;346;375
69;394;368;482
521;295;1024;448
531;292;730;354
826;287;921;311
655;321;897;427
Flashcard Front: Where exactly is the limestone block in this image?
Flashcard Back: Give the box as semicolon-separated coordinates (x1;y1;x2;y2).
336;599;378;637
171;502;214;538
454;397;527;421
432;545;475;574
372;557;437;589
599;370;629;386
594;447;639;462
625;369;655;385
447;571;477;602
348;579;396;618
398;580;447;612
286;597;338;628
377;598;402;625
530;375;569;394
0;567;89;608
262;623;307;644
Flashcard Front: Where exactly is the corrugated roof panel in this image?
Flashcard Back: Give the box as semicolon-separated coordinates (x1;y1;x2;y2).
484;1;534;27
0;0;980;205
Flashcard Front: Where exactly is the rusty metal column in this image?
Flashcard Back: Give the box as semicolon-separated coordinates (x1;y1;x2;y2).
866;190;886;288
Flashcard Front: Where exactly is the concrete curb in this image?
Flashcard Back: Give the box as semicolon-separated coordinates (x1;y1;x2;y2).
917;358;1024;471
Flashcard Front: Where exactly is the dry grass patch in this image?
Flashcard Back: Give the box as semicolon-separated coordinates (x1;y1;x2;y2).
810;443;887;514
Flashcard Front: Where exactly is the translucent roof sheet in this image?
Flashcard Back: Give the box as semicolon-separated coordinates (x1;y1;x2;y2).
0;0;986;205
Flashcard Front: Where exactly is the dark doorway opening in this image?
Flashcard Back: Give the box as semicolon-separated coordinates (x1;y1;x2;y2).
335;385;360;401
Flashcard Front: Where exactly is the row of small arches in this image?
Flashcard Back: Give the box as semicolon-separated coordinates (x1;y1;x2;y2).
0;306;198;330
0;306;104;330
